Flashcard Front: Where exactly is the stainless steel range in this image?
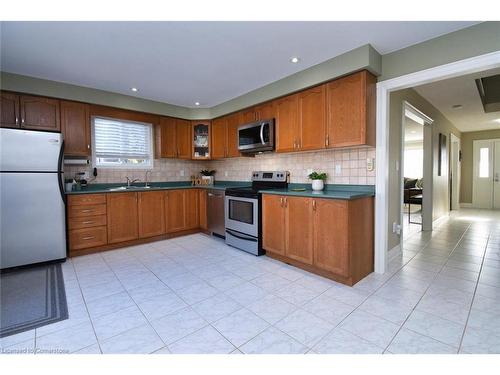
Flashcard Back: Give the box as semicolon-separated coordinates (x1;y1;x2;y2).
224;171;289;255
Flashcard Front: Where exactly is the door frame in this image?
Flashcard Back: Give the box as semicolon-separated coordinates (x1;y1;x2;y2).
399;101;434;236
472;138;500;209
449;133;461;211
375;50;500;274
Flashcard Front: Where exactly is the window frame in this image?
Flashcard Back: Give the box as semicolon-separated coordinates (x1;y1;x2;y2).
91;116;155;170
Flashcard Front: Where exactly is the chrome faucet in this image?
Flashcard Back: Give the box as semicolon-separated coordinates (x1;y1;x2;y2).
144;170;152;187
126;177;140;187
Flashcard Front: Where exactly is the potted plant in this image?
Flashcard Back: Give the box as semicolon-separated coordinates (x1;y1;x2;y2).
308;171;327;191
200;170;216;185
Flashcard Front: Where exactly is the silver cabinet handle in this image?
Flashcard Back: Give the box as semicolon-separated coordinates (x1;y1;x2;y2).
82;221;94;224
15;117;19;125
82;236;95;240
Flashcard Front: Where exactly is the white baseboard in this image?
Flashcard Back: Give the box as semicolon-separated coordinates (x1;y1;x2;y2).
388;245;402;261
460;203;473;208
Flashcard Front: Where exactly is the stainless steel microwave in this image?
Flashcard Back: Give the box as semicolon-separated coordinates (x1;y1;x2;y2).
237;119;274;153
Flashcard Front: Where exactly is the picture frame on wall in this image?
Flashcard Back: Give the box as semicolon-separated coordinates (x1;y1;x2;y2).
438;133;447;176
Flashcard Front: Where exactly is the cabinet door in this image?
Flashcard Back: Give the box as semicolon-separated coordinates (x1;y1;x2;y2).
285;196;314;265
20;95;60;131
298;85;326;151
165;190;186;232
107;193;139;244
199;189;208;230
185;189;199;230
326;70;375;148
138;191;165;238
240;108;256;123
61;100;90;156
176;119;192;159
255;102;275;120
262;194;286;256
156;117;177;158
313;199;349;277
211;117;227;159
274;94;299;153
1;92;20;128
226;112;241;158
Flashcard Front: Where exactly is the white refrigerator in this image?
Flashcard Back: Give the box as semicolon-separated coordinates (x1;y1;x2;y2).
0;128;67;269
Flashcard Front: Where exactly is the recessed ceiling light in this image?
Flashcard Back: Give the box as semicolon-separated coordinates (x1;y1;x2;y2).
451;104;463;110
131;87;138;92
194;102;200;106
290;57;300;64
410;131;417;134
494;118;500;124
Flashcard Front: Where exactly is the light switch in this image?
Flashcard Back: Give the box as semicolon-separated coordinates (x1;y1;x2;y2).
335;164;342;176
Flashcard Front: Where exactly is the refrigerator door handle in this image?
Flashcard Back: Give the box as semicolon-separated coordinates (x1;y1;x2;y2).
57;140;66;204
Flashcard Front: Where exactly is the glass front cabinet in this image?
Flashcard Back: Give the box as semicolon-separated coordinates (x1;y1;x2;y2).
191;120;211;160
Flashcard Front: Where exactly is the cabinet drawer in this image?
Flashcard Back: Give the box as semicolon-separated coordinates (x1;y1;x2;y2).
69;226;107;250
68;215;106;230
68;194;106;206
68;204;106;218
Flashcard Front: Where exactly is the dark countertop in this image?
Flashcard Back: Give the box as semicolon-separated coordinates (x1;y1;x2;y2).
65;181;250;195
260;184;375;200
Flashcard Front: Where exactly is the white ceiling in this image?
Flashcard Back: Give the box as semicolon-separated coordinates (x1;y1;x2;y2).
1;21;478;108
415;67;500;133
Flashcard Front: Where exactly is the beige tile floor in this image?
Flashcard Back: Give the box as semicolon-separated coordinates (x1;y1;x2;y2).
1;208;500;354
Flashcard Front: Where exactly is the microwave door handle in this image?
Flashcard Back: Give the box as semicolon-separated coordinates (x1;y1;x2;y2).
260;123;266;145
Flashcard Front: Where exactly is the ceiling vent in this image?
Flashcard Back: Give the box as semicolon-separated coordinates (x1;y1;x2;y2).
476;74;500;113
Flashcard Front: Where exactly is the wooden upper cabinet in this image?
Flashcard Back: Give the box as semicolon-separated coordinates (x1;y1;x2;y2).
211;117;227;159
138;191;165;238
1;91;20;128
199;189;208;230
165;189;186;233
326;70;376;148
107;193;139;244
240;108;256;123
255;102;275;120
262;194;286;256
156;117;177;158
185;189;199;230
61;100;90;156
285;196;314;265
313;199;349;277
274;94;299;153
20;95;60;131
225;112;241;158
175;119;192;159
298;85;326;151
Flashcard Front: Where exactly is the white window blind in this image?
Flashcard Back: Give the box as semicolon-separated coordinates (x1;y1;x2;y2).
92;117;153;168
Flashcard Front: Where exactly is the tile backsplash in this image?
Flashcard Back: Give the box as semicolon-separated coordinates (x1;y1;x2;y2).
64;158;206;184
64;146;375;185
207;146;376;184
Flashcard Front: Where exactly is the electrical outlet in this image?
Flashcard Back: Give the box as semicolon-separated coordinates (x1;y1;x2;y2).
367;158;375;172
179;170;185;177
392;222;401;235
335;164;342;176
224;171;228;177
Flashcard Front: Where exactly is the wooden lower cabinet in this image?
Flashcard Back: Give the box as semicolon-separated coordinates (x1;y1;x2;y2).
262;194;373;285
165;189;186;233
69;227;107;250
262;194;286;256
199;189;208;230
285;196;314;265
107;192;139;244
138;191;165;238
185;189;199;229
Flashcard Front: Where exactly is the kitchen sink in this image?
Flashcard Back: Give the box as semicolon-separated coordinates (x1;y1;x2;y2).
108;186;151;191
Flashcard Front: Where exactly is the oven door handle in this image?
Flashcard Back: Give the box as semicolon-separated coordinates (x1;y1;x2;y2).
226;229;258;242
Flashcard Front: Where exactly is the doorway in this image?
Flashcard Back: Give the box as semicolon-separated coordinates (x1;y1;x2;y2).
450;133;461;210
472;138;500;208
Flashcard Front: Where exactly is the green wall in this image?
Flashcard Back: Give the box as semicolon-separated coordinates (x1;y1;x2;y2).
380;22;500;81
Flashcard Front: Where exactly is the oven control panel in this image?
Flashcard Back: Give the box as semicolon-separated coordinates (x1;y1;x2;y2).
251;171;289;182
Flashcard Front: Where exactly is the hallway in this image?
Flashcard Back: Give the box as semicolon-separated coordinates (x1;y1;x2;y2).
396;208;500;353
